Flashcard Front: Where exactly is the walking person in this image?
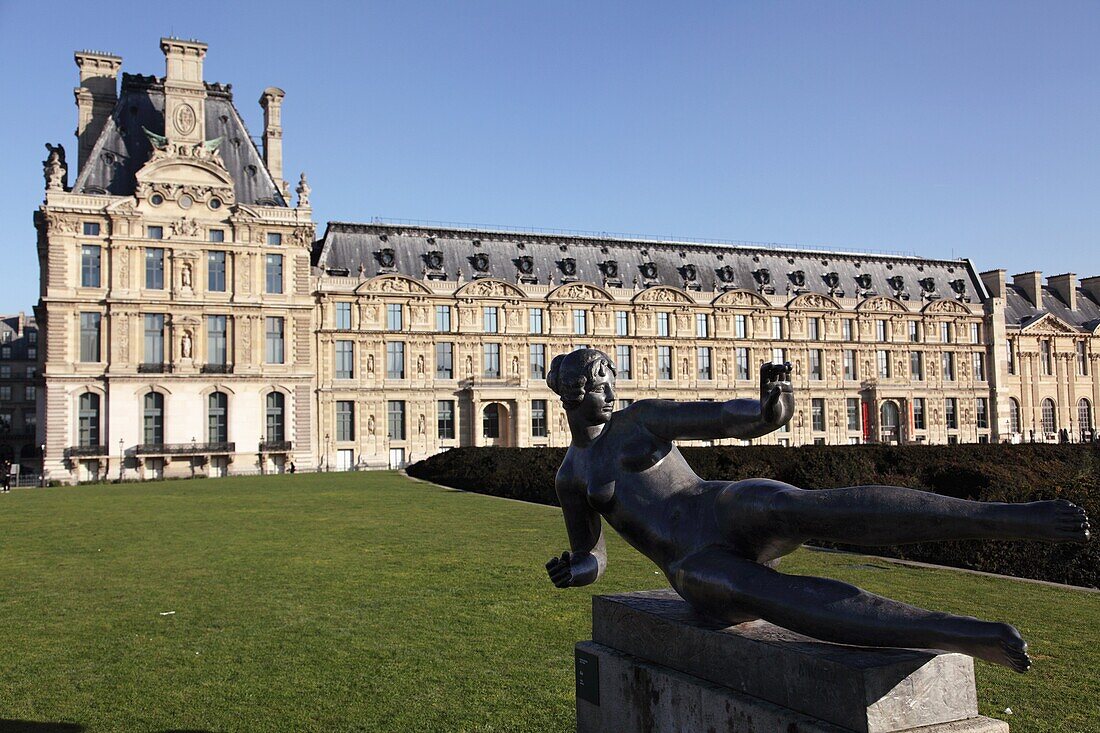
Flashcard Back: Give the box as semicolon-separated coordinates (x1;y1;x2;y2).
1;460;11;493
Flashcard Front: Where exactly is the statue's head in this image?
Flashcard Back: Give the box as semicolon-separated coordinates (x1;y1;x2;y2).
547;349;616;423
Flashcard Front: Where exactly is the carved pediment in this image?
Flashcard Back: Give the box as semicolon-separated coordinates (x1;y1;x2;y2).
455;278;526;300
710;289;771;308
357;274;433;296
633;286;694;305
856;296;907;313
1021;313;1080;334
787;293;840;311
548;282;613;301
921;299;971;315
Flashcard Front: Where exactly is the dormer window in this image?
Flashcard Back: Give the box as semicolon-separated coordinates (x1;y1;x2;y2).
472;253;490;273
789;270;806;288
716;265;735;286
377;248;396;269
559;258;577;277
640;262;658;280
425;251;444;270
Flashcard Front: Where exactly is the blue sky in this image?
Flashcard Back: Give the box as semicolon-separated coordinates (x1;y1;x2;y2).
1;1;1098;313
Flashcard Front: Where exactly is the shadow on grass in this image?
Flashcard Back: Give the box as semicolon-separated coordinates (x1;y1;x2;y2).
0;722;83;733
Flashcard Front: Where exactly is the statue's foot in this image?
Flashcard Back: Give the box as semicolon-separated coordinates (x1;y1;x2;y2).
1014;499;1091;542
966;622;1031;673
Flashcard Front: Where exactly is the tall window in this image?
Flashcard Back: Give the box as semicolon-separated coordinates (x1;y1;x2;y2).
208;251;226;292
529;308;543;334
386;304;403;331
265;317;284;364
940;322;952;343
842;319;853;341
976;398;989;429
970;323;981;344
143;314;164;365
811;398;825;432
1041;340;1052;375
1041;398;1057;436
657;346;672;380
265;254;283;294
809;349;822;380
208;391;228;443
1007;342;1016;375
335;340;354;379
436;342;454;379
387;400;406;440
265;392;285;442
942;352;955;381
616;345;632;380
846;398;861;431
843;349;856;380
336;401;355;441
696;313;709;338
336;302;352;330
657;312;670;337
145;248;164;289
386;341;405;378
80;312;101;362
1009;398;1021;434
1078;342;1089;376
616;311;629;336
772;348;786;365
143;392;164;445
437;400;455;440
735;314;747;339
876;320;887;342
81;245;101;287
877;350;890;378
697;347;712;380
78;392;100;447
483;404;500;439
573;309;587;335
945;398;958;430
435;305;451;332
207;315;227;366
1078;399;1093;436
913;398;926;430
484;307;499;333
531;399;548;438
807;317;821;341
910;351;924;381
972;352;986;381
483;343;501;378
908;321;919;342
771;316;783;339
736;348;749;380
530;344;546;379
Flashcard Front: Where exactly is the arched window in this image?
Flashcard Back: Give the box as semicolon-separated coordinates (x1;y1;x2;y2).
143;392;164;445
483;403;500;439
208;391;228;444
266;392;285;443
1041;398;1057;436
78;392;101;447
1079;398;1093;438
1008;398;1021;434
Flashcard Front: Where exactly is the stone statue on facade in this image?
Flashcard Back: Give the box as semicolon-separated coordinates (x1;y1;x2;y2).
181;330;193;360
545;348;1090;672
296;172;311;208
44;143;67;191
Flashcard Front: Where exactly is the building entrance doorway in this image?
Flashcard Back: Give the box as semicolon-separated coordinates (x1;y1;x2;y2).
880;401;900;444
481;402;512;447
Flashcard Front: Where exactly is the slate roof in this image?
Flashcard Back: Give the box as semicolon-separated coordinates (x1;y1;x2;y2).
313;222;987;304
1004;284;1100;332
71;73;286;207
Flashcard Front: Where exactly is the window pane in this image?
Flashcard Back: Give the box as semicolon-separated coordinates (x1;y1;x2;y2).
265;317;284;364
530;344;546;379
387;304;403;331
81;245;101;287
436;342;454;379
386;342;405;378
208;251;226;292
265;254;283;294
435;305;451;332
336;401;355;441
437;400;455;440
207;315;227;365
145;248;164;289
80;312;101;362
336;302;352;330
387;400;405;439
336;340;354;378
531;399;548;438
143;314;164;364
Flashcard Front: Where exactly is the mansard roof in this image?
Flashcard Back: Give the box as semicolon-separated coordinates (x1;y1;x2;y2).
313;221;987;305
71;73;286;207
1004;284;1100;333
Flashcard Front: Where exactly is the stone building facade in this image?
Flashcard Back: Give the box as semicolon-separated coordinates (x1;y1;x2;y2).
30;37;1099;482
0;313;40;475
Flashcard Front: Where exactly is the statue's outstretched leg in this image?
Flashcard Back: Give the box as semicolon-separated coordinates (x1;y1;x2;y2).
670;547;1031;672
717;479;1089;556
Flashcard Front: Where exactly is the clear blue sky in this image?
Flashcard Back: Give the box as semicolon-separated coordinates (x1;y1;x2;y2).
1;1;1098;314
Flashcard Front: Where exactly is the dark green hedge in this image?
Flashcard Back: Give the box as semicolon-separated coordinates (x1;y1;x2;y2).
407;444;1098;588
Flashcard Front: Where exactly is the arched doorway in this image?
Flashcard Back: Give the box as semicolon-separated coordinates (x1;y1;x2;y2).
482;402;512;447
880;401;900;444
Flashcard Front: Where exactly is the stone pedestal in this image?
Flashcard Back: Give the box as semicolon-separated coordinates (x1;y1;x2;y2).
576;589;1009;733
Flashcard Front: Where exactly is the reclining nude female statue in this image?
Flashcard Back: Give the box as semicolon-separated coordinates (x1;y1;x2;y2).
544;349;1090;672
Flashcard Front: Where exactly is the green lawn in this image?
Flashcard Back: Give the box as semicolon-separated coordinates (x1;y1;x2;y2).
0;472;1096;733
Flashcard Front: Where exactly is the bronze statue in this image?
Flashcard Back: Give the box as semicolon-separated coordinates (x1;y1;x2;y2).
545;349;1090;672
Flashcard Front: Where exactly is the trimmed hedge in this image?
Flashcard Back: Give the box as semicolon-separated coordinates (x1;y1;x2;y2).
407;444;1099;588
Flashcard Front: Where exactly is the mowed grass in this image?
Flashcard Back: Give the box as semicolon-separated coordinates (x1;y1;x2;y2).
0;472;1096;733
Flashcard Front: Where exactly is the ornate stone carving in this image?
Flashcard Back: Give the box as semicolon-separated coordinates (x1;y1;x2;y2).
635;286;693;304
169;217;201;239
457;279;524;299
361;275;433;295
296;173;311;208
45;214;77;235
923;299;970;315
43;143;67;191
859;297;905;313
551;283;611;301
788;293;838;310
712;290;770;308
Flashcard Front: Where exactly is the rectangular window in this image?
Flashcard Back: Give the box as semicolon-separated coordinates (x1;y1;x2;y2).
530;344;546;379
842;319;853;341
735;314;747;339
807;317;821;341
26;366;35;379
877;349;891;378
809;349;822;381
771;316;783;339
945;398;958;429
772;348;786;365
386;304;403;331
909;321;919;342
876;320;887;342
207;251;226;292
942;352;955;381
265;254;283;294
27;347;35;359
336;400;355;441
976;398;989;429
335;340;354;379
80;312;102;362
658;346;672;380
336;302;352;330
386;341;405;379
941;322;951;343
83;222;101;236
972;352;985;381
143;314;164;364
843;349;856;380
437;400;455;440
696;313;709;338
145;247;164;289
529;308;543;334
573;309;587;335
265;317;284;364
1008;343;1016;375
483;343;501;378
811;398;825;432
697;347;712;380
436;342;454;379
736;347;749;380
657;312;670;337
616;345;632;379
207;315;227;366
147;226;163;240
847;398;861;431
1077;342;1088;376
913;398;926;430
910;351;924;380
208;229;225;243
1041;340;1052;375
0;386;8;401
81;245;101;287
28;330;37;344
616;311;629;336
484;307;499;333
970;323;981;344
387;400;405;439
436;305;451;332
531;399;548;438
267;232;282;246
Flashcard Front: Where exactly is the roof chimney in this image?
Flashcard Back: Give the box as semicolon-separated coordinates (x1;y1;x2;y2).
1011;271;1043;308
74;50;122;174
980;269;1006;299
1047;273;1077;311
259;87;287;196
160;37;208;147
1081;276;1100;305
